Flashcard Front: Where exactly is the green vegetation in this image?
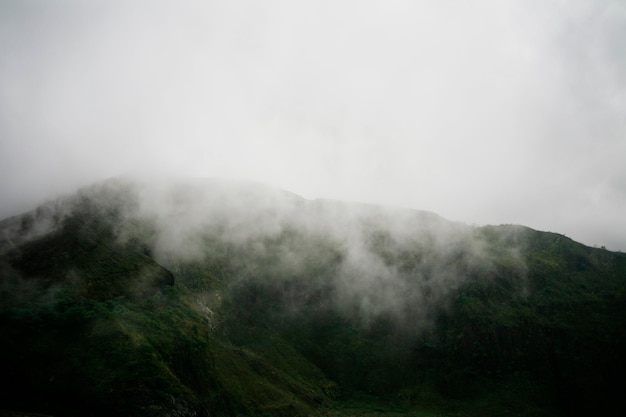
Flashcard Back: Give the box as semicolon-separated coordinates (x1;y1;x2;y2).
1;179;625;416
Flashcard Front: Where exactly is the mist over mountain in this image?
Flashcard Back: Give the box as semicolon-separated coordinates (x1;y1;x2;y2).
1;177;625;417
2;2;624;415
2;0;626;252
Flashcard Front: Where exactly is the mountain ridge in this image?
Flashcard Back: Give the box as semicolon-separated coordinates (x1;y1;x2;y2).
1;177;625;417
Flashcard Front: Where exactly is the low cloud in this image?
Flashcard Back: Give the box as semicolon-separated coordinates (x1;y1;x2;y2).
0;0;624;250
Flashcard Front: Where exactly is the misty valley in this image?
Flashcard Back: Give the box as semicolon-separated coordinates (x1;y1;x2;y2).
1;178;625;417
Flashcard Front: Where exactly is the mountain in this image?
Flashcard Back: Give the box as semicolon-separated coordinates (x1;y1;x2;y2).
1;177;625;417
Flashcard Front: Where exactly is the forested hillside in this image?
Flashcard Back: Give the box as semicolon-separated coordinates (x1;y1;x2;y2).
1;178;625;417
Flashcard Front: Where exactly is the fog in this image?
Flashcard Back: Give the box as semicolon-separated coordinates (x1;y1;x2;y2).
1;0;625;250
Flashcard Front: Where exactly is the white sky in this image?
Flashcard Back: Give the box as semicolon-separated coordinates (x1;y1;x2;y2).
1;0;625;250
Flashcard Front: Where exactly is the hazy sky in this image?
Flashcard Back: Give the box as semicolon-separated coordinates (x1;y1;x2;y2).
1;0;625;250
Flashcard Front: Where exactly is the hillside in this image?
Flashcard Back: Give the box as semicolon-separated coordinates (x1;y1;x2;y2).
1;177;625;417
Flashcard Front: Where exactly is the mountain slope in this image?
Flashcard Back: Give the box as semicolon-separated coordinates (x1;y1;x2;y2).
1;177;625;417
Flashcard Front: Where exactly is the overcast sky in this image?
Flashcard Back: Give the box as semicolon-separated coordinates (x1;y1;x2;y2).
1;0;625;250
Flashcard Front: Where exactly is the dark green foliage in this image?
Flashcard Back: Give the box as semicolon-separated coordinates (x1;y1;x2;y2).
0;211;209;416
423;227;626;416
0;186;332;417
1;180;625;417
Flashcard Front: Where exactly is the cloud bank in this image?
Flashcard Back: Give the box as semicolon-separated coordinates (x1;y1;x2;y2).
1;0;625;250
